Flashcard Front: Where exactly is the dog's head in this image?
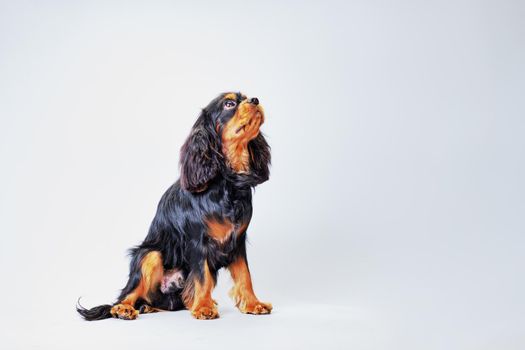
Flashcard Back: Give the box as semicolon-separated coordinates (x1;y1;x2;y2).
179;92;271;192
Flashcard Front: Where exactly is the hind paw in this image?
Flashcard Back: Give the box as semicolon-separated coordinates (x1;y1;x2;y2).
110;304;139;320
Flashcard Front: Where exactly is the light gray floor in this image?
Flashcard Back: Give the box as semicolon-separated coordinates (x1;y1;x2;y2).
6;302;368;350
3;269;524;350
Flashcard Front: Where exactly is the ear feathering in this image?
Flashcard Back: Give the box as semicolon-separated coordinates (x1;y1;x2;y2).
179;112;221;192
248;133;271;185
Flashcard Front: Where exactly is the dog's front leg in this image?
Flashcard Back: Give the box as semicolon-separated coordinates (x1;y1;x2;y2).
228;255;272;315
183;260;219;320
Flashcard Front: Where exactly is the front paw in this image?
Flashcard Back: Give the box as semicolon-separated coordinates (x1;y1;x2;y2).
242;301;273;315
191;304;219;320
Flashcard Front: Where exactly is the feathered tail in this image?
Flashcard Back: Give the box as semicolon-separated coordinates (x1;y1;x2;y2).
76;298;113;321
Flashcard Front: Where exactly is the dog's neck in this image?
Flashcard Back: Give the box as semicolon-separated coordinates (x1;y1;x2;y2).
222;140;250;174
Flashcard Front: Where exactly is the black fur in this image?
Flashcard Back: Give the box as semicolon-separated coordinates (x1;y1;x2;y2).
76;301;113;321
77;92;270;320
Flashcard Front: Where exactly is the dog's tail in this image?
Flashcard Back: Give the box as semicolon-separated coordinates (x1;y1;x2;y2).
76;298;113;321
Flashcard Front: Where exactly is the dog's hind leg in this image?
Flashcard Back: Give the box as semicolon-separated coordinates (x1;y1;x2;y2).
111;251;164;320
139;304;163;314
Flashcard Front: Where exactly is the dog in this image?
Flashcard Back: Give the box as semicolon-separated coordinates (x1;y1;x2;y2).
77;92;272;320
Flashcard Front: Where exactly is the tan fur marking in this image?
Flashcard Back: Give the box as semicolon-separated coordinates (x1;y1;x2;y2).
110;303;139;320
206;218;234;243
223;93;237;101
228;256;272;315
222;100;264;173
140;305;163;314
183;261;218;319
121;251;164;306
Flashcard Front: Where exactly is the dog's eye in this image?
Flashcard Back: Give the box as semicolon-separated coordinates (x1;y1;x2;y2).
224;100;237;109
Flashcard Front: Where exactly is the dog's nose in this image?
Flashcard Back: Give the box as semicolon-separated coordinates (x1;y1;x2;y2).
250;97;259;105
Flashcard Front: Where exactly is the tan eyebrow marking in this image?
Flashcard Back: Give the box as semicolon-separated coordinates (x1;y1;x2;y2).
224;93;237;101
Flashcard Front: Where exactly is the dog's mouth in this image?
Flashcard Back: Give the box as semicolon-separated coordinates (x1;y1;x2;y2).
235;112;264;134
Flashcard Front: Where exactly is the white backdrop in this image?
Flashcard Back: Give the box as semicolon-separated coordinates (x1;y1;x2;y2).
1;1;524;349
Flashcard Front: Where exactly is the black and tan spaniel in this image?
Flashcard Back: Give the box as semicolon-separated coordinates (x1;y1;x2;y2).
77;92;272;320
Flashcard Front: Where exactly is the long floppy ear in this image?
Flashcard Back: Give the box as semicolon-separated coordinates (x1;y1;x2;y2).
248;133;271;185
179;119;220;192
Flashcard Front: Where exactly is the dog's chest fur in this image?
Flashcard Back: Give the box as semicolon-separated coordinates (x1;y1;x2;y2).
206;187;252;240
201;182;252;266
